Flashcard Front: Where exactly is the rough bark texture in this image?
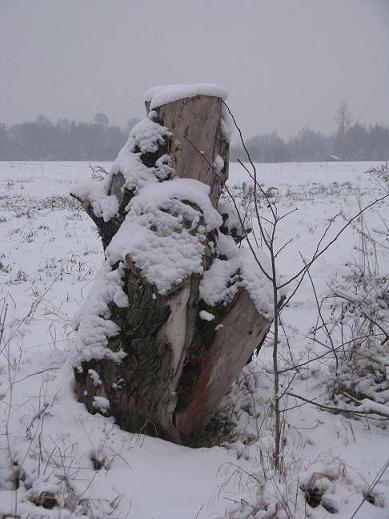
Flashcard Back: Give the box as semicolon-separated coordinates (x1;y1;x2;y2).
73;94;272;445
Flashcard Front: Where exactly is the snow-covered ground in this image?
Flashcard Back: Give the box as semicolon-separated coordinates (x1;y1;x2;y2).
0;160;388;518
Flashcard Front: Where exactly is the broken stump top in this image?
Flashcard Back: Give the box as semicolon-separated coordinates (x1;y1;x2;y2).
144;82;228;110
144;83;231;206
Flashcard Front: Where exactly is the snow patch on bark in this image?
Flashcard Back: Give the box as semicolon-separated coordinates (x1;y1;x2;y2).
93;396;110;414
213;154;224;173
199;310;215;321
106;179;222;294
218;198;250;239
126;113;172;154
200;234;274;318
72;115;174;222
221;104;234;142
72;181;119;222
72;262;128;365
110;114;174;187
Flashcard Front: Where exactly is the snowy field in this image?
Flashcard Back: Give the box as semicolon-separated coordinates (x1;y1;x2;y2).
0;160;388;518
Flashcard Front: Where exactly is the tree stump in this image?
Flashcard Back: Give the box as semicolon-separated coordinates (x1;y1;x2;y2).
71;84;273;444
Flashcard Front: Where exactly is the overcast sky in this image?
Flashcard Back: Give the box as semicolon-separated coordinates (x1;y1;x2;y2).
1;0;388;138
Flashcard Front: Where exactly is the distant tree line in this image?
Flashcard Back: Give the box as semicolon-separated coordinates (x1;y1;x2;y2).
231;104;389;162
0;104;388;162
0;113;138;161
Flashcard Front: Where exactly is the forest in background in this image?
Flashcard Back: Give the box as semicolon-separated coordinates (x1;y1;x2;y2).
1;104;388;162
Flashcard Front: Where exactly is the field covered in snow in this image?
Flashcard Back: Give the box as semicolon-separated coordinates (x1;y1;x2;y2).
0;160;388;518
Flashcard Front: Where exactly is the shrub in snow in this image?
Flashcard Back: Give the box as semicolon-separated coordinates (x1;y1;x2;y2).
323;198;389;419
326;265;389;413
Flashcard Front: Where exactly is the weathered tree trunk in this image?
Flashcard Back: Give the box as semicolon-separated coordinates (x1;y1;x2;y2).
72;88;272;445
154;96;228;206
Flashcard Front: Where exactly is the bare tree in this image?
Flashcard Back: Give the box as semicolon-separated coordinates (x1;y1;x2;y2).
335;102;353;158
335;102;353;138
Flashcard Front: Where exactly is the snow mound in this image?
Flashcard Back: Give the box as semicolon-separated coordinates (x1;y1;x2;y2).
126;112;172;154
72;180;119;222
93;395;110;414
200;234;274;318
106;178;222;294
72;262;128;365
199;310;215;321
110;114;174;187
145;82;228;109
218;198;251;239
72;114;174;222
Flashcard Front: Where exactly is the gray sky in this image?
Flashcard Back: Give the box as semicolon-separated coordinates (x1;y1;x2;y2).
1;0;388;138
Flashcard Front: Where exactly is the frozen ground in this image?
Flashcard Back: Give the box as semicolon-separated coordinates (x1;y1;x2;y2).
0;160;388;518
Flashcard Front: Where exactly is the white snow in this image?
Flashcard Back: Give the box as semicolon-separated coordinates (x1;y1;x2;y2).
200;234;275;318
221;103;235;142
106;178;222;294
125;112;172;154
72;180;119;222
111;115;173;187
110;146;160;188
144;82;228;109
88;368;102;385
0;160;388;518
199;310;215;321
93;396;110;414
213;154;224;173
72;113;174;223
72;261;128;365
218;197;250;236
128;177;222;231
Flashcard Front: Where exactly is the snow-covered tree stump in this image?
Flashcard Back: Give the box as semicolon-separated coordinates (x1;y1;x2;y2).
71;84;273;444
